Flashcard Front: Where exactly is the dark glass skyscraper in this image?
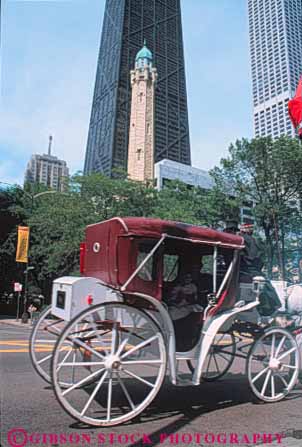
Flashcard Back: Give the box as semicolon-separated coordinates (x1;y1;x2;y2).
84;0;191;176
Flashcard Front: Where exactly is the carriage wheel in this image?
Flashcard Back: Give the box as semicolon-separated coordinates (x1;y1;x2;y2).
295;331;302;383
29;305;66;384
51;302;167;427
247;327;300;402
187;332;236;381
29;306;86;388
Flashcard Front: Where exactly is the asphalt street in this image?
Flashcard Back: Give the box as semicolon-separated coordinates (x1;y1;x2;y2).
1;323;302;447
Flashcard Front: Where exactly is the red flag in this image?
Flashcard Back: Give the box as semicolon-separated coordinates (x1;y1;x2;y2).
288;77;302;128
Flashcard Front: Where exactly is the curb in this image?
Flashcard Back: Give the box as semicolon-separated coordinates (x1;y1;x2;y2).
0;320;32;329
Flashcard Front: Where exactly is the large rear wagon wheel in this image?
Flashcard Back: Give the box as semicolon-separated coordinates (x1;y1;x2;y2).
247;327;300;402
187;332;236;381
51;302;167;427
29;305;66;384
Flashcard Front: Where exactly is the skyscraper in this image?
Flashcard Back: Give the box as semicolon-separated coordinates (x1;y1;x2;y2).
84;0;191;177
24;136;69;192
248;0;302;139
127;43;157;181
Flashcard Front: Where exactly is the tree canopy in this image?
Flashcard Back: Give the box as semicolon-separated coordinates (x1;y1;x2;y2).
0;173;229;299
212;136;302;278
2;135;302;302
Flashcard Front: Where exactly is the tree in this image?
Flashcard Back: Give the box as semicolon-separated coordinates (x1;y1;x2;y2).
153;179;238;229
0;186;29;298
0;170;245;303
212;136;302;278
25;173;159;296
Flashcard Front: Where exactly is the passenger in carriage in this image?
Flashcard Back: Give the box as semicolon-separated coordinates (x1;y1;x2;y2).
168;272;203;351
170;272;198;305
168;273;199;316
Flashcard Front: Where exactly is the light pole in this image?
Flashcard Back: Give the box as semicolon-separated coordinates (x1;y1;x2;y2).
21;266;35;323
0;183;59;211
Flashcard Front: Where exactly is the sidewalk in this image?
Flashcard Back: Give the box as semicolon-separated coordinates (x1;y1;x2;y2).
0;317;33;328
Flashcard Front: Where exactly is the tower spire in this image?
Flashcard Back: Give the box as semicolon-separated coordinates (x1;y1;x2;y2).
48;135;53;156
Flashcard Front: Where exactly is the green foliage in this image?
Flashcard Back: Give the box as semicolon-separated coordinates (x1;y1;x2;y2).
212;136;302;279
3;135;302;297
11;136;302;292
1;173;230;297
0;186;27;296
152;179;238;228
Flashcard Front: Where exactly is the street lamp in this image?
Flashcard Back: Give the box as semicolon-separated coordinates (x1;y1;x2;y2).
0;182;60;204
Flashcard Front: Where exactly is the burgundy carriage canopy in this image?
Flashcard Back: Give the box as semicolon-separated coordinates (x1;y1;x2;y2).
83;217;244;292
86;217;244;249
124;217;244;248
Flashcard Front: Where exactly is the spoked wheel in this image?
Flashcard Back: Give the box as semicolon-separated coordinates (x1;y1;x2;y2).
29;305;67;385
51;302;167;427
247;327;300;402
187;332;236;381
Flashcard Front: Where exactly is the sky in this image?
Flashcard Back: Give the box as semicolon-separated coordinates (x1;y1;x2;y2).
0;0;252;186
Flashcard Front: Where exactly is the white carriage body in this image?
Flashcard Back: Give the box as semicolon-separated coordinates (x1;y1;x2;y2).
237;282;261;324
30;217;301;427
51;276;122;321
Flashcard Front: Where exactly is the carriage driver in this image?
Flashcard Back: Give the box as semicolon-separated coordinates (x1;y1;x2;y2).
239;223;282;316
238;223;264;281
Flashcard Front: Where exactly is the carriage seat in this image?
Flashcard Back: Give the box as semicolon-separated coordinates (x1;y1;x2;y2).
172;309;203;352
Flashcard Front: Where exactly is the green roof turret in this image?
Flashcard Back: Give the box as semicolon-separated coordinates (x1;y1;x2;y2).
135;40;153;62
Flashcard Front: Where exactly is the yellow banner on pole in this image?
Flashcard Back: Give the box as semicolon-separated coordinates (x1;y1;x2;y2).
16;226;30;263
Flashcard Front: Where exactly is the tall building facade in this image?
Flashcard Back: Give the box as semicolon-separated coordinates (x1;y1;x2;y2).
127;43;157;181
248;0;302;138
84;0;191;177
24;137;69;191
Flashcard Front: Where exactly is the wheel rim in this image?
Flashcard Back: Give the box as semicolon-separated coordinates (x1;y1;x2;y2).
29;306;77;388
51;303;167;426
248;328;299;402
29;306;66;384
187;332;236;381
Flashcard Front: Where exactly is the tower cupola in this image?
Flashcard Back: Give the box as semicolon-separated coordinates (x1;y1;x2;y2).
135;40;153;69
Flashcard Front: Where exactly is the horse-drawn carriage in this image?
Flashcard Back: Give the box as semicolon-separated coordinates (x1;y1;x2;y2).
29;217;300;426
